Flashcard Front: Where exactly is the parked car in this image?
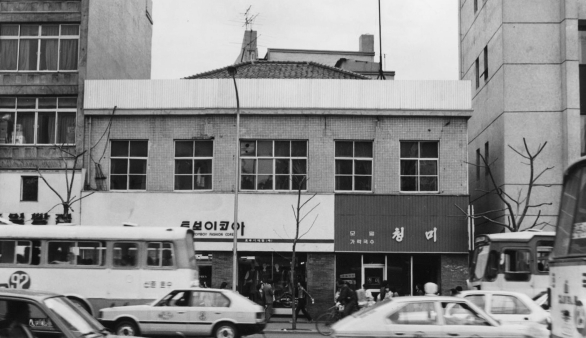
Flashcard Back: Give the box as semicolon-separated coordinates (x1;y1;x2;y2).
460;290;550;327
99;288;266;338
0;288;130;338
331;296;549;338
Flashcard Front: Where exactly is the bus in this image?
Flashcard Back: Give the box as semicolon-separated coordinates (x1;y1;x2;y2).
0;225;198;315
468;231;554;297
551;156;586;338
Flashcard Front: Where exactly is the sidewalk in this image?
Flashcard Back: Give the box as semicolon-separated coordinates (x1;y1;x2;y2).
264;317;317;333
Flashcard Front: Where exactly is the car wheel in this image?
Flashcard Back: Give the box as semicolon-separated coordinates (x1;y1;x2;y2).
115;320;140;336
214;322;238;338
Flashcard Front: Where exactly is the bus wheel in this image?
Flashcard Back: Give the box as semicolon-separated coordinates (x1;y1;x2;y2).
67;297;92;315
214;322;238;338
115;320;140;336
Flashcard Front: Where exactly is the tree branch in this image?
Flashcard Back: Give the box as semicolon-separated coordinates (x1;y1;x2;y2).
37;168;65;205
299;214;319;240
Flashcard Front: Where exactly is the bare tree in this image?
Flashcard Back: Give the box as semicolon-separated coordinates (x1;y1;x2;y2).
459;138;554;232
289;176;319;330
37;145;94;223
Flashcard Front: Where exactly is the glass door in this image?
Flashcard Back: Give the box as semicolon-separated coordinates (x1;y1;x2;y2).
363;266;384;300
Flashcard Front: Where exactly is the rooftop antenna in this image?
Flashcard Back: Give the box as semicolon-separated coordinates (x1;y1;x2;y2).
239;6;259;63
377;0;386;80
243;6;258;31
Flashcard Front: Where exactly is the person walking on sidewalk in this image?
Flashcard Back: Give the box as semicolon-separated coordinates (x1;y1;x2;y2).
263;280;274;322
295;282;314;322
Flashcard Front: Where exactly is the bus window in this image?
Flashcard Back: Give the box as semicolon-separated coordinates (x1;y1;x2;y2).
147;242;174;267
0;241;37;265
48;242;105;266
536;242;552;272
113;243;138;267
503;249;531;281
485;250;500;280
555;167;584;257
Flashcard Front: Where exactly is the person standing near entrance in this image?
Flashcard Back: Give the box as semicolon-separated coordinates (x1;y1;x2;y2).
378;281;388;301
262;279;274;322
337;281;357;318
295;282;314;322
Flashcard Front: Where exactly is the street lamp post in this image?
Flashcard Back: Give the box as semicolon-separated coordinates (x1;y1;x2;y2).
227;66;240;292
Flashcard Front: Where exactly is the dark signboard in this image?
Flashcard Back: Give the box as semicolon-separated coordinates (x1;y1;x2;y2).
335;195;469;253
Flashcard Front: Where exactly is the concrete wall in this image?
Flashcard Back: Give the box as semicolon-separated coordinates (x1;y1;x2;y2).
86;0;152;80
85;114;469;195
460;0;582;231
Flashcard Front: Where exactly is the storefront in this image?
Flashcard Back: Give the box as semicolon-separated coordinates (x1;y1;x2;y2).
335;195;470;296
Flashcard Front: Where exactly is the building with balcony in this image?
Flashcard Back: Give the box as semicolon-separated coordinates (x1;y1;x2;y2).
0;0;153;224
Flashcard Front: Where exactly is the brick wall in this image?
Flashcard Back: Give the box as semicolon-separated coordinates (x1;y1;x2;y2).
306;253;335;318
439;254;469;295
86;114;468;195
211;251;232;289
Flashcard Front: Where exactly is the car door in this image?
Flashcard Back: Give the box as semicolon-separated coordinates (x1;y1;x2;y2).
440;300;501;338
488;294;532;325
148;290;190;335
386;300;442;338
185;291;216;335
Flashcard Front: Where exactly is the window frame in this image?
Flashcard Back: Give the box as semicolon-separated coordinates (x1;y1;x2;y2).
109;140;149;191
0;24;80;72
47;241;106;267
112;242;139;269
239;139;308;192
399;141;440;193
174;140;214;191
334;140;373;192
21;176;39;202
0;97;77;145
145;241;175;268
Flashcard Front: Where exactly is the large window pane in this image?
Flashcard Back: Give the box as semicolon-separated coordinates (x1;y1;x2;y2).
129;175;146;190
194;141;213;157
421;142;438;158
257;175;273;190
37;112;56;144
41;25;59;36
336;176;352;191
0;24;19;36
18;39;38;70
61;25;79;36
38;98;57;109
58;97;77;108
241;175;255;190
40;39;58;70
20;25;39;36
59;39;78;70
257;141;272;157
400;142;418;158
129;141;148;157
110;175;127;190
275;159;289;174
401;177;417;191
291;141;307;157
110;159;128;174
56;112;75;144
275;175;289;190
16;112;35;144
17;98;35;109
0;97;15;109
420;177;437;191
275;141;290;156
336;160;353;175
175;160;192;174
111;141;128;157
175;141;193;157
240;141;256;156
0;40;17;70
335;141;353;157
175;175;192;190
354;176;372;191
292;175;307;190
355;142;373;158
241;159;256;174
420;161;437;175
355;160;372;175
257;159;273;174
194;159;212;174
292;159;306;174
129;159;147;174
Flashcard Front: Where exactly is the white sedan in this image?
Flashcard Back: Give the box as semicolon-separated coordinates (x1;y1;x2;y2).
99;288;265;338
460;290;551;327
331;296;549;338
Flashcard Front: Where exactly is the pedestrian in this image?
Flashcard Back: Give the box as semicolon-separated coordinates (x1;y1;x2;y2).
424;282;438;296
337;281;357;318
262;279;274;322
295;282;314;322
415;284;424;296
356;284;367;308
379;281;388;302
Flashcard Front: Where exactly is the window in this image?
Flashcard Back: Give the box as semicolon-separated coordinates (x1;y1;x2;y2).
484;142;489;177
192;291;230;307
491;295;531;315
0;300;60;336
400;141;439;192
465;295;486;310
240;140;307;191
0;240;36;264
442;301;489;326
503;249;531;281
175;140;213;190
21;176;38;201
476;149;481;180
335;141;372;191
536;241;553;272
388;302;437;325
0;24;79;71
112;242;138;267
482;46;488;82
474;0;478;13
475;57;480;89
146;242;174;267
47;241;105;266
156;290;191;307
0;97;76;145
110;140;148;190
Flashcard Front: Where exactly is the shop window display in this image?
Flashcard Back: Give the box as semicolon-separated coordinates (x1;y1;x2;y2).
238;253;307;309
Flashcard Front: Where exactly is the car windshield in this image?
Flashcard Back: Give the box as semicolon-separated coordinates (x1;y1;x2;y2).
470;245;490;280
44;297;104;337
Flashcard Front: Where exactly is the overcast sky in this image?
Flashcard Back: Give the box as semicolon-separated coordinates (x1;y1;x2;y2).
151;0;459;80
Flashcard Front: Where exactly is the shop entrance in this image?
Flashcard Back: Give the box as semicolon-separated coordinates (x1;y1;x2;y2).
363;266;384;299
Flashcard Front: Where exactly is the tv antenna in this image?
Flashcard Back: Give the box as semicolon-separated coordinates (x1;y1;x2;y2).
242;6;258;31
377;0;386;80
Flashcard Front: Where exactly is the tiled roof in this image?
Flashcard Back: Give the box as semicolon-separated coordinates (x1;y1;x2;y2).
183;60;370;80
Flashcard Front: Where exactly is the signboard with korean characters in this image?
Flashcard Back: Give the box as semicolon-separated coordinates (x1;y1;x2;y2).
334;195;469;253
